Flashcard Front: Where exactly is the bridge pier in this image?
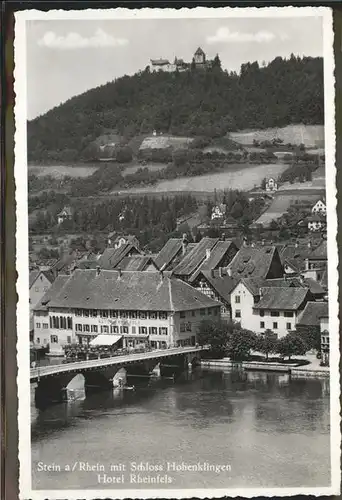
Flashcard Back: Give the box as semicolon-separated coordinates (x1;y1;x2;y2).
35;377;69;409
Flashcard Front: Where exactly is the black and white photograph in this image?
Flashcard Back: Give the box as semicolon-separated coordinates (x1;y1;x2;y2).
15;6;339;499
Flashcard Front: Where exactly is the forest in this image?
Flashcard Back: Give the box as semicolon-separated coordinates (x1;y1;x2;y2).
27;55;324;163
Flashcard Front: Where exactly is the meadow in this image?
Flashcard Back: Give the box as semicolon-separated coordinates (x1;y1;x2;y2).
230;124;324;148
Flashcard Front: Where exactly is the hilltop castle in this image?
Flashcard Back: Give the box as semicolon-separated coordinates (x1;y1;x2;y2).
150;47;214;73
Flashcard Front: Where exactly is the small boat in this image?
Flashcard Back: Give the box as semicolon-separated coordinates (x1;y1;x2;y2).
123;385;135;391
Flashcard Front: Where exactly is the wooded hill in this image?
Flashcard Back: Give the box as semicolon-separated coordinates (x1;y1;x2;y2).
27;55;323;163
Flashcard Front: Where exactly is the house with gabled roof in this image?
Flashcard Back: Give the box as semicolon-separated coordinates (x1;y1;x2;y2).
154;235;190;271
29;269;55;311
33;269;222;354
57;206;74;225
230;276;315;337
191;268;238;321
303;239;327;282
97;242;141;270
172;237;238;282
226;245;284;280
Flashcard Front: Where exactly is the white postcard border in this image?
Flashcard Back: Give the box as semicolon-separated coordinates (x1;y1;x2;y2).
14;6;340;499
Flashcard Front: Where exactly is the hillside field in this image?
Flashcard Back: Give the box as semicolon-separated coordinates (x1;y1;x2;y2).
230;124;324;148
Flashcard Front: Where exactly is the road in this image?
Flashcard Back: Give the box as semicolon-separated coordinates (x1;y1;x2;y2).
30;346;206;381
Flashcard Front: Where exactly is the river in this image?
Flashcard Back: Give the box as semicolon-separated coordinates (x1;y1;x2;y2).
31;368;330;490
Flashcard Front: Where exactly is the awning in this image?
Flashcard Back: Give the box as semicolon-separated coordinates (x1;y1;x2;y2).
89;334;123;346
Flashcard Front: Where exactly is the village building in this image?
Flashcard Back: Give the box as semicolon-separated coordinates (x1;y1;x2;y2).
33;269;222;355
172;237;238;282
107;233;140;249
265;177;278;192
153;235;192;271
150;48;213;73
57;206;74;225
279;241;313;275
296;301;329;360
303;239;327;282
29;269;55;311
307;214;327;232
311;199;327;215
117;255;159;272
97;242;141;271
190;268;237;321
230;277;315;337
226;245;284;280
211;204;227;220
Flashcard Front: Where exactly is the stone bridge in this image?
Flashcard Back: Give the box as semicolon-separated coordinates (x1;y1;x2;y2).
31;346;206;408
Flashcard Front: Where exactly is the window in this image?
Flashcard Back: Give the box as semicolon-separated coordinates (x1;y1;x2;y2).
149;327;157;335
273;322;278;329
159;312;167;320
83;310;89;317
75;309;82;316
67;317;72;329
235;310;241;319
270;311;280;317
149;312;157;320
192;311;196;317
284;311;293;318
100;310;108;318
111;325;119;334
200;309;206;316
131;311;137;319
139;326;147;335
43;286;48;292
186;322;192;332
180;311;186;319
90;310;98;317
132;326;136;334
91;325;98;333
286;322;292;330
159;327;168;335
49;317;52;328
259;310;265;317
43;323;48;329
50;335;58;343
120;311;128;319
67;336;71;344
235;295;241;304
214;308;218;316
36;322;41;328
76;324;82;331
180;323;185;333
207;308;212;316
260;321;265;329
36;338;40;344
101;325;109;334
139;311;147;320
120;326;128;334
83;324;90;332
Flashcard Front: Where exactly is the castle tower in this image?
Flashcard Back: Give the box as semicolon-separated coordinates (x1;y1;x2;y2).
194;47;206;65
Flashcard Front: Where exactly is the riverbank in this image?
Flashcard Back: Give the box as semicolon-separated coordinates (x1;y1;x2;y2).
201;356;330;378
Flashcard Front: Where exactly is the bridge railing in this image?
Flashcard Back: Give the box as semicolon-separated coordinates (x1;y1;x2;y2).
30;345;207;379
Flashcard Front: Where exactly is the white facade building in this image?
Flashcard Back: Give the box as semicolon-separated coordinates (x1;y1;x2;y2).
311;199;326;215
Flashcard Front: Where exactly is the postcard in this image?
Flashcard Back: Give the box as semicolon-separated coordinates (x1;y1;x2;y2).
14;6;340;499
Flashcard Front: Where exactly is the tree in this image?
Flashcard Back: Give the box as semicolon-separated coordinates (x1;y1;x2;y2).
296;326;321;352
261;177;267;190
256;329;278;361
226;326;257;361
197;319;230;358
212;54;222;70
115;146;133;163
277;333;308;360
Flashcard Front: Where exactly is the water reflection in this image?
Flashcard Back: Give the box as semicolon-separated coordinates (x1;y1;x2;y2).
31;368;330;490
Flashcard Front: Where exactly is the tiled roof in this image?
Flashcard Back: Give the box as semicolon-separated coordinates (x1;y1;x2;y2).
172;237;219;277
297;301;329;326
154;238;183;270
195;47;205;55
189;240;236;282
29;271;40;288
197;270;238;304
227;246;279;279
98;243;140;270
309;240;327;260
151;59;170;65
119;255;157;272
43;269;221;312
254;287;310;311
34;275;70;312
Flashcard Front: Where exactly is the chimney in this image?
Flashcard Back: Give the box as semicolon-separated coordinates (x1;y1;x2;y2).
251;242;255;248
206;248;211;260
219;267;223;278
243;237;248;247
182;233;188;256
259;288;263;299
118;268;122;277
307;240;312;249
295;241;299;248
96;265;101;276
211;269;215;278
227;267;232;277
221;232;225;241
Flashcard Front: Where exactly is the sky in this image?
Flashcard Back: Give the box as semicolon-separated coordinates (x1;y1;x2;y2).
26;16;323;120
